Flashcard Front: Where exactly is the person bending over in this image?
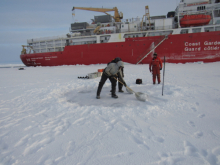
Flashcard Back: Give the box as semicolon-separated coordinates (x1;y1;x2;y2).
107;57;124;92
96;61;126;99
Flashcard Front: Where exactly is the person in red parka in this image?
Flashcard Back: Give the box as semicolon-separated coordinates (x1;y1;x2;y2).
149;53;163;84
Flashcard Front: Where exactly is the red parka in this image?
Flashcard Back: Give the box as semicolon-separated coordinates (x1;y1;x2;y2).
149;56;163;84
149;56;163;74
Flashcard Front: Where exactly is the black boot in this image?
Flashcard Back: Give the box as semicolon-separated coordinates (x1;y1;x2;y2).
109;76;117;98
112;94;118;98
118;89;124;92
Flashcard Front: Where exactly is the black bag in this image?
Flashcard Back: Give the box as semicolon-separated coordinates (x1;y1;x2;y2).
136;79;142;84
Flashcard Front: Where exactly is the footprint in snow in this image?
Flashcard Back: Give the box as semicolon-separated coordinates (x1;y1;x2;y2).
157;152;183;165
192;102;200;112
191;107;198;112
65;141;75;157
0;140;8;150
194;131;203;138
129;135;149;150
183;141;198;156
198;114;205;118
152;136;164;143
187;121;195;127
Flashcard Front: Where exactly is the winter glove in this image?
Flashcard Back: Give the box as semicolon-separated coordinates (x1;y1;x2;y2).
149;68;152;72
160;68;162;70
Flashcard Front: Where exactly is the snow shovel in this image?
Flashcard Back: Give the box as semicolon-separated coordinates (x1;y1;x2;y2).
113;78;148;102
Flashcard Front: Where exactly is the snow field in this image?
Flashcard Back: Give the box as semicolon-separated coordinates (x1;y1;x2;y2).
0;63;220;165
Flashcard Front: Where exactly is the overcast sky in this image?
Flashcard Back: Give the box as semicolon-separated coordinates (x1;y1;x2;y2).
0;0;178;64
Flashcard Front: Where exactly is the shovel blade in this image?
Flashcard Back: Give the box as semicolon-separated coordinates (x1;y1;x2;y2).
135;92;148;102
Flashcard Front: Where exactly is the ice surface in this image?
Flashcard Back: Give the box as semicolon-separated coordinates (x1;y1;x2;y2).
0;62;220;165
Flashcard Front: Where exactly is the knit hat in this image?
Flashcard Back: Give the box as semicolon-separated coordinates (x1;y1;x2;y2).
117;61;124;68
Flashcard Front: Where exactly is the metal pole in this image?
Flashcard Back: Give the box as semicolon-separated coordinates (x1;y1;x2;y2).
162;56;165;96
178;12;180;28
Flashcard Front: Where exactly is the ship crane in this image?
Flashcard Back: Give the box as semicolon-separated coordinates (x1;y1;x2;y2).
141;6;151;31
72;6;123;22
21;45;34;55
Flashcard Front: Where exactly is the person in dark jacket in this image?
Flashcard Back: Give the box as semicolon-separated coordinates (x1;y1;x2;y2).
96;61;127;99
108;57;124;92
149;53;163;84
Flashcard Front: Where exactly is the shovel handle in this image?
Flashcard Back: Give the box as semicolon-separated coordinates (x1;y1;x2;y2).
113;77;135;93
113;77;124;85
113;78;145;102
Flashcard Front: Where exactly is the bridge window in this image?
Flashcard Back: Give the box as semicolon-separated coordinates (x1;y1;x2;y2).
197;6;206;11
204;27;214;32
180;29;189;34
214;10;220;17
192;28;201;33
215;26;220;31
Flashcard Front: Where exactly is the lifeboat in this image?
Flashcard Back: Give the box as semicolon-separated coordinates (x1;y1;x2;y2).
180;14;211;27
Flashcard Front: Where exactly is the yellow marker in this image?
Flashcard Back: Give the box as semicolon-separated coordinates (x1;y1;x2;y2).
118;33;121;40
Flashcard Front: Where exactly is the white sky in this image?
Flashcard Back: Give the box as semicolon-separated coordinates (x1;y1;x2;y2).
0;0;178;63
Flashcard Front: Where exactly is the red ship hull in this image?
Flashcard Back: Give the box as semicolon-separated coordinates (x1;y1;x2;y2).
20;31;220;66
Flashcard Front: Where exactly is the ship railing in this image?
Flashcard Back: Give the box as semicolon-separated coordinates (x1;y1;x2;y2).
136;35;168;64
120;18;141;24
139;25;174;32
179;11;212;17
27;34;67;43
47;22;220;40
80;32;94;36
177;7;220;17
